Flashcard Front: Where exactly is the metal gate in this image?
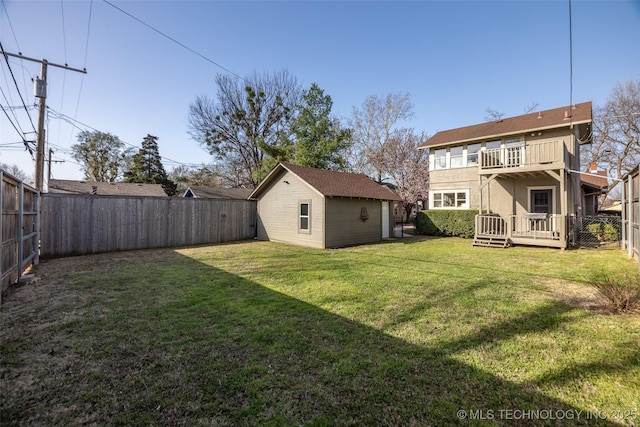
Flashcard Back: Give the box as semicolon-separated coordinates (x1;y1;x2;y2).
570;215;622;248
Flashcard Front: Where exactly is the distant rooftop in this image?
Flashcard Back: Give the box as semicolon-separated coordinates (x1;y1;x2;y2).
48;180;168;197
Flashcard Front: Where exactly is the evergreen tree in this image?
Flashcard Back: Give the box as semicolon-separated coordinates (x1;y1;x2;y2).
291;83;352;170
124;134;177;195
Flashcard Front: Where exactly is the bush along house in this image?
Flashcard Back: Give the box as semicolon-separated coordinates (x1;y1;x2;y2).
418;102;593;248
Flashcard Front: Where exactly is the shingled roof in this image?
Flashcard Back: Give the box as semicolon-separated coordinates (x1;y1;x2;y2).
249;162;401;201
48;180;168;197
182;186;252;200
419;101;592;149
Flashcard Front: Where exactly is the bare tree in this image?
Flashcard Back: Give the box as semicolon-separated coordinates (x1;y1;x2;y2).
582;77;640;188
383;128;430;219
349;92;414;182
485;102;539;121
484;108;504;122
188;70;302;187
0;162;30;183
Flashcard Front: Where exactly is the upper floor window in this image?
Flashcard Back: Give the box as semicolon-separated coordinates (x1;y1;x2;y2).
467;143;482;165
485;140;501;151
450;146;464;168
434;148;446;169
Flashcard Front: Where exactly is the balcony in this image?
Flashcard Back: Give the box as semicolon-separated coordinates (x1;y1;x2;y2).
479;140;564;175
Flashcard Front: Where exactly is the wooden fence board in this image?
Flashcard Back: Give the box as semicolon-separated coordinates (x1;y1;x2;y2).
1;170;40;294
40;194;257;258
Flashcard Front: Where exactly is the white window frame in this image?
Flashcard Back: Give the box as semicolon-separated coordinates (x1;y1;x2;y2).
429;189;470;210
449;146;464;168
466;143;482;166
433;148;447;170
299;200;311;233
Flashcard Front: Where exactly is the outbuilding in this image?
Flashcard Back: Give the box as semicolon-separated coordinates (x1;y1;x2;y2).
248;162;401;249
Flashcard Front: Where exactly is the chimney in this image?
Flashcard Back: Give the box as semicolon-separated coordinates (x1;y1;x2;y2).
589;162;598;173
91;185;98;195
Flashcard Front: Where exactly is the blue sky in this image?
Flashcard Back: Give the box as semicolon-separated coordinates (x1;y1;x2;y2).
1;0;639;183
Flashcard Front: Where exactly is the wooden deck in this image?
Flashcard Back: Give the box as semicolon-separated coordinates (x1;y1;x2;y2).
474;214;566;249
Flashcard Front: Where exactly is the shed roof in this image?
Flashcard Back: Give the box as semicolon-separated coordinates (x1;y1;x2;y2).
419;101;592;149
182;186;252;200
48;180;168;196
249;162;401;201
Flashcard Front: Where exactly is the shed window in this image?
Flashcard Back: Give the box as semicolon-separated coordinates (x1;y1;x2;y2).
299;201;311;233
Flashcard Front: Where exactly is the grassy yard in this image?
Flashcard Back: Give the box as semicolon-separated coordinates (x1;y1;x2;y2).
2;237;639;426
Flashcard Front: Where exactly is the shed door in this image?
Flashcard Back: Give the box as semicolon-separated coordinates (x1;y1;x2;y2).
382;201;390;238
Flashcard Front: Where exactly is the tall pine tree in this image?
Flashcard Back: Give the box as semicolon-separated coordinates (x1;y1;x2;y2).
291;83;352;170
124;134;177;195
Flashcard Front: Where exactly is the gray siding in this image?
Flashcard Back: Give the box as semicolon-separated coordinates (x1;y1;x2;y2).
255;170;325;249
325;198;382;248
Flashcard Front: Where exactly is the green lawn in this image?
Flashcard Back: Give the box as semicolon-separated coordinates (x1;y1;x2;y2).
2;237;639;426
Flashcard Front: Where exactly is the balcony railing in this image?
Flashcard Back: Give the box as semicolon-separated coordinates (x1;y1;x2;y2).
480;140;563;171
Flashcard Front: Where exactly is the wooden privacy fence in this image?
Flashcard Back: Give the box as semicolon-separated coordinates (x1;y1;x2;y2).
40;194;257;258
1;170;40;294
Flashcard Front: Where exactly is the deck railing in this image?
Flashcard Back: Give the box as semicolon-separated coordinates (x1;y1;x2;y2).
475;213;563;241
480;140;562;170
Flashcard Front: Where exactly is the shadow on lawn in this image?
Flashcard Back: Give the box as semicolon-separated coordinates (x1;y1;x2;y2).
2;246;631;426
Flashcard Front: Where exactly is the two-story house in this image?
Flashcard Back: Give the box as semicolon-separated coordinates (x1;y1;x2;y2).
418;102;592;249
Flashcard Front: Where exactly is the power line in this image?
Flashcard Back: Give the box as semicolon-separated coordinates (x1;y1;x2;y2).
68;0;93;147
102;0;251;85
0;42;38;134
0;0;21;52
46;106;207;170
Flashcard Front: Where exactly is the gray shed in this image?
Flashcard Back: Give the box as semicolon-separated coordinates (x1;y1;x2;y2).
248;162;401;249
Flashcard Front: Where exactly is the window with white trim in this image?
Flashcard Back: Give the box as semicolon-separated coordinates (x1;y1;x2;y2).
467;143;481;166
433;148;446;170
450;146;464;168
429;189;469;209
299;201;311;233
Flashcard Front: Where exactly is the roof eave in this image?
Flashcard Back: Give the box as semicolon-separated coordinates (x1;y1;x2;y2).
419;119;592;150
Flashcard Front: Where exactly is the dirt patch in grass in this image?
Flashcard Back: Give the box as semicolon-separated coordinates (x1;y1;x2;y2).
537;277;611;313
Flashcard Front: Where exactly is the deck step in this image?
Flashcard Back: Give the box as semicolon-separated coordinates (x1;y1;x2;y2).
472;235;510;248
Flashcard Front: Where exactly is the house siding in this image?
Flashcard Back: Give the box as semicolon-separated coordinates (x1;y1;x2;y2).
325;198;382;248
255;170;324;249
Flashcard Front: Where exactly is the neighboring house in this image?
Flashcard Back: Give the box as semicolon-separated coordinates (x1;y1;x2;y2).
182;186;252;200
580;162;609;216
418;102;593;248
248;162;401;249
48;179;168;197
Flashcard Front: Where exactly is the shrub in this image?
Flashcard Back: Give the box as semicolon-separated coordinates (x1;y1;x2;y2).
590;274;640;313
416;210;478;238
585;222;619;242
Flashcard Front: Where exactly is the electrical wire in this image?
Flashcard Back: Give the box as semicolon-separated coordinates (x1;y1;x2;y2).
46;106;206;170
68;0;93;146
0;42;37;134
0;82;27;137
102;0;251;85
1;0;21;53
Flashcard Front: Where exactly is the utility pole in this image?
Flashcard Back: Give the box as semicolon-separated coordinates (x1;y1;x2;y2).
1;49;86;191
34;60;48;191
